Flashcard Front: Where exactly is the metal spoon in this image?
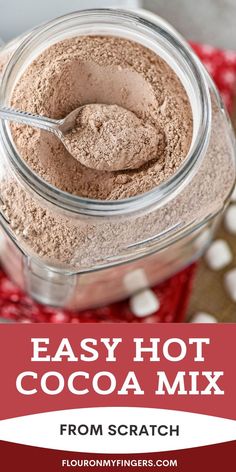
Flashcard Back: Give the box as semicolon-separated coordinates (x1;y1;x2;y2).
0;104;159;172
0;104;85;148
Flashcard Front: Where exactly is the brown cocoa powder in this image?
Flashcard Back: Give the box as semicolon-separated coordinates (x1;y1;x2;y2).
10;36;192;200
0;36;234;271
63;104;161;171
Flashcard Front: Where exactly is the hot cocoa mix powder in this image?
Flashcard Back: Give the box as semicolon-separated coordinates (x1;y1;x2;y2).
63;104;161;172
1;36;234;270
10;36;193;199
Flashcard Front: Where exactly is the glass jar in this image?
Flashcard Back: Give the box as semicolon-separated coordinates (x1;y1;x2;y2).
0;9;235;310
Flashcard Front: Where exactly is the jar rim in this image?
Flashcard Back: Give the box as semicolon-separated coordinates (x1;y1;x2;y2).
0;8;211;216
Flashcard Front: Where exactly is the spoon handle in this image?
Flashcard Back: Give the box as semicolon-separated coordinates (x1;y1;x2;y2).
0;105;62;136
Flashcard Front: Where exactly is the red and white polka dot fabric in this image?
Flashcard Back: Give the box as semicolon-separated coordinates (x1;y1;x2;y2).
191;43;236;112
0;43;236;323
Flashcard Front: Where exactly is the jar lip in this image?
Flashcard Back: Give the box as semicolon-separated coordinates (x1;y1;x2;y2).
0;8;211;216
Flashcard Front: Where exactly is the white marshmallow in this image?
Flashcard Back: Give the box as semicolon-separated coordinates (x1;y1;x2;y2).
224;205;236;234
194;228;211;251
230;185;236;202
224;268;236;302
205;239;232;270
124;269;149;295
130;289;160;318
190;312;217;323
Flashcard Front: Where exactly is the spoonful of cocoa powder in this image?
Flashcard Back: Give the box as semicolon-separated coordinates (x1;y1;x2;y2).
62;104;160;171
0;103;160;171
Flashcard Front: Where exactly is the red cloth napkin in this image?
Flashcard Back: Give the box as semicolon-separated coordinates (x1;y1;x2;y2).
0;43;236;323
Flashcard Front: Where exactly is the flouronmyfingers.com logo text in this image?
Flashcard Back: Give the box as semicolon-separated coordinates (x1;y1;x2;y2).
61;458;178;468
